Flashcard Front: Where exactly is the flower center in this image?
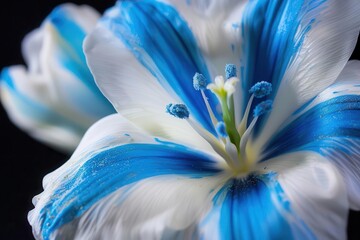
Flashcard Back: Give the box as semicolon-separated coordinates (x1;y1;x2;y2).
167;64;273;176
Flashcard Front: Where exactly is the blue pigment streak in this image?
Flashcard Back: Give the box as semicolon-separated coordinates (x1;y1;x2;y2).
239;0;327;136
263;95;360;161
39;142;221;239
47;6;115;115
212;173;314;240
1;68;86;134
101;0;220;135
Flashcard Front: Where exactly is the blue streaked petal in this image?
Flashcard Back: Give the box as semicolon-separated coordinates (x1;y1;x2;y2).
262;63;360;210
46;5;113;110
100;0;220;134
201;173;314;239
58;175;225;239
239;0;360;139
260;152;349;239
240;0;322;133
1;4;115;152
35;141;221;239
1;67;85;151
263;94;360;160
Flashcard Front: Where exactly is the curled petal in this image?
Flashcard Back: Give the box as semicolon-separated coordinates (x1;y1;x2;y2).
1;4;114;152
261;152;348;239
29;114;224;239
261;61;360;211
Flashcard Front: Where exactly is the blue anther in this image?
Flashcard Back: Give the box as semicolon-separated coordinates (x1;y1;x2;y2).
193;72;207;91
166;103;190;119
216;121;227;137
225;64;237;79
253;100;273;117
249;81;272;98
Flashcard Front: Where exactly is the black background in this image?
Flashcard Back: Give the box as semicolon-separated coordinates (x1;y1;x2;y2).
0;1;359;239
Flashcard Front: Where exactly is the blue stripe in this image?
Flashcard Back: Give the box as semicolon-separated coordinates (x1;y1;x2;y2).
47;5;115;115
212;173;314;240
263;94;360;160
1;68;86;134
240;0;327;136
101;0;220;135
38;142;221;239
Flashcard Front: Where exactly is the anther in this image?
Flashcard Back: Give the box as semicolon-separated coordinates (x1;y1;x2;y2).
249;81;272;98
193;73;207;91
166;103;190;119
225;64;237;79
253;100;273;117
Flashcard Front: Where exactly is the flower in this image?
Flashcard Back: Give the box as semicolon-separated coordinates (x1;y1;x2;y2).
29;0;360;239
0;4;115;153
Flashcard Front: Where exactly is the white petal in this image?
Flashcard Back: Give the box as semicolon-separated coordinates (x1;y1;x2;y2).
56;3;99;32
29;113;225;239
84;26;216;154
42;114;153;190
164;0;247;75
260;152;349;240
57;175;226;240
21;3;99;70
253;0;360;150
335;60;360;83
296;61;360;210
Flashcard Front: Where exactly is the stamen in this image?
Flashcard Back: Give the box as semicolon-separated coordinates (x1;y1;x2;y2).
239;116;258;165
239;100;273;166
216;121;227;137
225;139;241;169
253;100;273;117
193;72;218;127
166;103;190;119
200;91;219;128
249;81;272;98
193;73;207;91
237;94;254;134
225;64;237;79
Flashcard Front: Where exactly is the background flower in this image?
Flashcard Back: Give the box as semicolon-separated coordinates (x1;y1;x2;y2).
0;1;114;239
0;3;115;153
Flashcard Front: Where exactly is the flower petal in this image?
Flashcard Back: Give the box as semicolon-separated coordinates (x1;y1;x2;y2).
29;114;223;239
1;4;115;152
240;0;360;144
163;0;249;122
165;0;247;75
260;152;348;239
91;0;221;134
201;171;314;240
261;62;360;210
84;27;217;153
38;4;112;112
56;175;225;239
1;66;84;152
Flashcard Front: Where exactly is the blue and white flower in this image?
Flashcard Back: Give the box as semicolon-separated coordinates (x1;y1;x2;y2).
29;0;360;239
0;4;115;152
